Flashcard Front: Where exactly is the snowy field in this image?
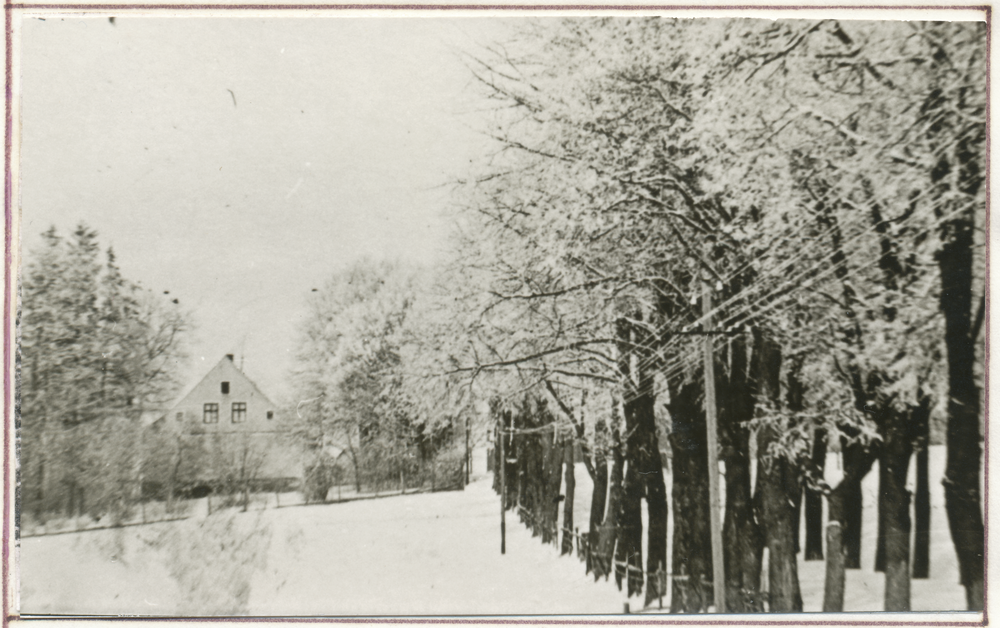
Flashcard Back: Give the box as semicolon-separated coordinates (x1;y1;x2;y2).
18;446;967;616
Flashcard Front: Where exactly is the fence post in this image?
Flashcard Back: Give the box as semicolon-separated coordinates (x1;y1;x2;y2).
500;422;506;555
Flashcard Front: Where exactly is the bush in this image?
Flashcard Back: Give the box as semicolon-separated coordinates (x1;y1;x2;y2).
429;448;466;491
302;463;333;503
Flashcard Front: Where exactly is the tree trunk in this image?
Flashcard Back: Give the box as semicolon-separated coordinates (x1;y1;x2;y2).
492;432;500;494
913;445;930;579
792;485;803;557
939;210;985;611
752;331;802;613
562;437;575;556
542;424;563;545
515;428;527;521
669;380;711;613
348;445;362;493
756;427;803;612
842;463;865;569
926;52;986;610
804;431;826;561
645;453;668;607
614;316;643;596
720;334;763;613
528;430;545;537
589;419;609;579
596;422;623;581
638;374;667;607
617;459;643;595
875;460;887;573
722;423;763;613
622;371;668;605
881;407;914;612
502;412;518;512
823;442;876;611
614;314;668;604
823;491;846;612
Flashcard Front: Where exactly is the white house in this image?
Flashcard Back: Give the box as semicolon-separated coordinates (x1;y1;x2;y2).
159;354;302;486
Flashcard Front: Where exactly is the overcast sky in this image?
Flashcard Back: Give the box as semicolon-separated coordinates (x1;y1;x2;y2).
19;17;508;401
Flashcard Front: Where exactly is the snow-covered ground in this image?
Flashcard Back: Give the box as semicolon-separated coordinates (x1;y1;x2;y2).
17;446;967;616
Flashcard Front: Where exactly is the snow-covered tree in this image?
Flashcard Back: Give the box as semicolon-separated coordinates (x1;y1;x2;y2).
20;223;190;523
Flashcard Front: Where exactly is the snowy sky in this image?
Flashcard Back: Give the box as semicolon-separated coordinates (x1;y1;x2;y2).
19;17;506;401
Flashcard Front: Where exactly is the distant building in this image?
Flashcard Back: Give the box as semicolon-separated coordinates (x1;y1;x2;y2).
157;354;302;488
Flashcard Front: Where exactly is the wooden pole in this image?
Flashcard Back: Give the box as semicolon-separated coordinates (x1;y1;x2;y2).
703;277;726;613
499;423;507;555
466;415;472;486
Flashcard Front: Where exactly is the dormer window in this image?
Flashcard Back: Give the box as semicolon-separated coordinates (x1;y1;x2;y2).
221;381;230;394
266;411;274;420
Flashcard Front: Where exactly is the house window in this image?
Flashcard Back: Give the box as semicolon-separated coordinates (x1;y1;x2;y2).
221;381;230;394
232;402;247;423
266;411;274;420
176;411;184;421
203;403;219;423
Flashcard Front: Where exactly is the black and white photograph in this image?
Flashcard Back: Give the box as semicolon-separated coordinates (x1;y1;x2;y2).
7;5;990;619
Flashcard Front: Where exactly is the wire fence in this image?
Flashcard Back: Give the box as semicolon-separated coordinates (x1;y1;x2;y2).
19;470;465;539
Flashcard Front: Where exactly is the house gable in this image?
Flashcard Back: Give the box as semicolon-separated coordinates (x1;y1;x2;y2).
167;355;281;435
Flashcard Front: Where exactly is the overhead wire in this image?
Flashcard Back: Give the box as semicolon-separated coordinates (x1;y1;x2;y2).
484;190;971;406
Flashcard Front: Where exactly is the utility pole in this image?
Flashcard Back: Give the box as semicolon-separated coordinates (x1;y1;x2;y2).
465;415;471;485
703;273;726;613
499;420;506;555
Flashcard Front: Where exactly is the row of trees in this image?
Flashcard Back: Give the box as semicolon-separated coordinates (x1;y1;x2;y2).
451;18;985;612
19;224;191;524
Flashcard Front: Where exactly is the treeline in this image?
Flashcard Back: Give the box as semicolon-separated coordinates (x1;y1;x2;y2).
19;224;190;525
289;260;469;501
447;18;985;613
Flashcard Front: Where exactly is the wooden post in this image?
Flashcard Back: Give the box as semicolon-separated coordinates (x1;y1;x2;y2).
703;277;726;613
500;423;507;555
824;521;845;611
658;565;664;610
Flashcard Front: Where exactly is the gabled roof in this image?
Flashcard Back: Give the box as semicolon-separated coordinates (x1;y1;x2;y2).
167;355;277;412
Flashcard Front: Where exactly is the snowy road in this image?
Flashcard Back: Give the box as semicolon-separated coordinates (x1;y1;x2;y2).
247;478;629;615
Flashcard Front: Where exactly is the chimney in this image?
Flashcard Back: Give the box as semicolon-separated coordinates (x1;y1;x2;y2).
226;354;234;361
